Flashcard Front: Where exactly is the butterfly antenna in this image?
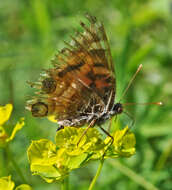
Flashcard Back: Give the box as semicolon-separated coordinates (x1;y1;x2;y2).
119;64;143;102
123;102;163;106
123;110;135;128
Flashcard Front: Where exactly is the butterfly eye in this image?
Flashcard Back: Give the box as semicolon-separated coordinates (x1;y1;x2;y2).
112;103;123;114
117;106;123;114
42;78;57;93
31;102;48;117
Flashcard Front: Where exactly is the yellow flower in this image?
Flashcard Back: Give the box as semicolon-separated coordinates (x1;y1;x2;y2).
55;127;105;157
27;126;136;183
27;127;106;182
27;139;68;183
0;176;14;190
0;104;13;126
0;104;25;147
105;126;136;158
0;176;32;190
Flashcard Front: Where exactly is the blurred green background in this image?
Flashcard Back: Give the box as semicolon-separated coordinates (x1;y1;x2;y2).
0;0;172;189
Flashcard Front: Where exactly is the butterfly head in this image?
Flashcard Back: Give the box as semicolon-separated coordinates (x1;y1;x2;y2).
110;103;123;116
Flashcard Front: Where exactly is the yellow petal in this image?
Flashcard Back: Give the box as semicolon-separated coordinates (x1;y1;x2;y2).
47;115;57;123
113;126;129;147
15;184;33;190
27;139;58;165
0;126;8;147
6;118;25;142
104;126;136;158
0;176;15;190
30;164;64;183
0;126;7;139
0;104;13;126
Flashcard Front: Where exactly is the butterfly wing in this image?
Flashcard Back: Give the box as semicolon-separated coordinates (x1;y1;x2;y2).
27;14;116;125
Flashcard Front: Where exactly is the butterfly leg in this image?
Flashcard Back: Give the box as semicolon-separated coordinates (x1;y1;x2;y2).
99;125;114;158
77;119;96;146
99;125;114;145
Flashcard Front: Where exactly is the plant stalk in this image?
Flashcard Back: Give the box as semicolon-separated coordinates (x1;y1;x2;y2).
5;145;27;184
88;159;104;190
61;176;69;190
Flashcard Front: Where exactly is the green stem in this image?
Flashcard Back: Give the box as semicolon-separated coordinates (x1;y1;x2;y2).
109;159;159;190
0;148;8;176
5;145;27;184
61;176;69;190
88;159;104;190
155;140;172;171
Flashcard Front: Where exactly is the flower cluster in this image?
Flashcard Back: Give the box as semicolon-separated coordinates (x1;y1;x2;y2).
27;125;136;183
0;104;24;147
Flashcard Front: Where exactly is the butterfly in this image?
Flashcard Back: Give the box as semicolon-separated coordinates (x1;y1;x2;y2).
26;14;141;139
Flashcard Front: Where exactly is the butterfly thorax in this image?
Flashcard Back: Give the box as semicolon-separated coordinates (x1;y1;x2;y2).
57;102;123;127
94;102;123;125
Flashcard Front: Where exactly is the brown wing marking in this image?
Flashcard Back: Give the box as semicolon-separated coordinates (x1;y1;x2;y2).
55;47;113;104
43;68;93;120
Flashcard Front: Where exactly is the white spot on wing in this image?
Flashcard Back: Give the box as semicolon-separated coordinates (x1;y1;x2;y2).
71;82;77;89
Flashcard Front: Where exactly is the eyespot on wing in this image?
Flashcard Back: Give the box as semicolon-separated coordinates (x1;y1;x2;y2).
31;102;48;117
